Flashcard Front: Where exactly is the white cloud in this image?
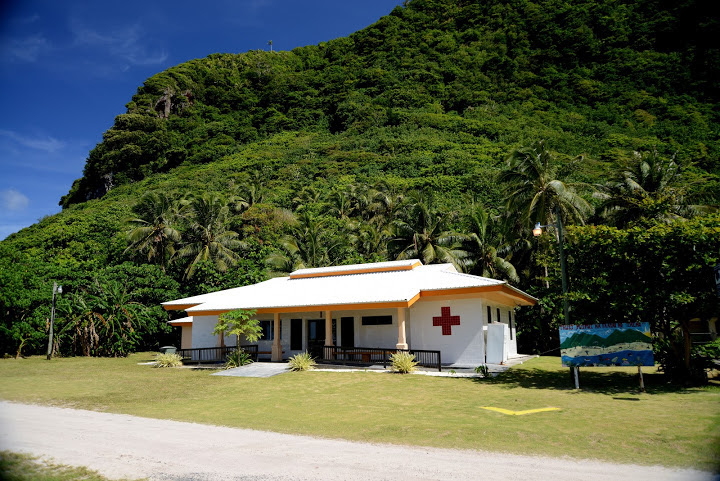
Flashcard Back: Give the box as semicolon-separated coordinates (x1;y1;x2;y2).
70;20;168;66
0;189;30;212
4;34;51;62
0;130;65;153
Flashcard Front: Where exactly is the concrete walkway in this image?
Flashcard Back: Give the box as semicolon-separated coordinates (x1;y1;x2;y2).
212;362;290;378
0;401;712;481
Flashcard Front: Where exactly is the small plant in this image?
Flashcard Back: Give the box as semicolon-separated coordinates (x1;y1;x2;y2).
475;364;490;377
390;351;417;374
154;352;183;368
449;369;456;375
225;349;253;369
288;351;316;371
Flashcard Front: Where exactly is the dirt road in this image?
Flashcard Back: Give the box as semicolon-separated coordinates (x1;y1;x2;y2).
0;401;713;480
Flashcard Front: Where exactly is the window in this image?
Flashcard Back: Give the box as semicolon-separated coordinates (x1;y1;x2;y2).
508;310;514;340
487;306;492;323
260;320;273;341
361;315;392;326
497;308;501;325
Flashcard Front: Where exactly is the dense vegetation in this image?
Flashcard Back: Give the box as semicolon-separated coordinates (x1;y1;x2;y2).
1;0;718;383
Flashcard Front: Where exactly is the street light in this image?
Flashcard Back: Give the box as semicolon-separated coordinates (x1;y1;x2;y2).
532;206;570;325
534;207;578;388
46;282;62;360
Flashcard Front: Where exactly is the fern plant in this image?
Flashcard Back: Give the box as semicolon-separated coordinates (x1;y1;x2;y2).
225;349;253;369
390;351;417;374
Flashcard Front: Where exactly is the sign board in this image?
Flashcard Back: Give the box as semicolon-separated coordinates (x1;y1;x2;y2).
559;323;654;367
714;263;720;298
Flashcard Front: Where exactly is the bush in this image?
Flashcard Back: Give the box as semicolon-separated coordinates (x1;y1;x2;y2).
225;349;253;369
391;351;417;374
154;352;183;368
288;351;316;371
474;364;490;377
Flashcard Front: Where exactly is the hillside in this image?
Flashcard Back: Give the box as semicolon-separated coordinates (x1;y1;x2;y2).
1;0;718;366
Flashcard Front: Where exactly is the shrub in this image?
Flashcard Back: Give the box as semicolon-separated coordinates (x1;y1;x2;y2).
390;351;417;374
474;364;490;377
154;352;182;368
288;351;316;371
225;349;253;369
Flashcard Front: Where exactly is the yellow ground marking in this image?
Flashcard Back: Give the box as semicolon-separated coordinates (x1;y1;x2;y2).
480;406;561;416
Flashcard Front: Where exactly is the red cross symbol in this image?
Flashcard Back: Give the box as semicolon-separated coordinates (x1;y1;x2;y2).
433;306;460;335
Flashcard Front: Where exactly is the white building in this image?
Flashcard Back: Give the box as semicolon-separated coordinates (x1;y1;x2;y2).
164;259;536;367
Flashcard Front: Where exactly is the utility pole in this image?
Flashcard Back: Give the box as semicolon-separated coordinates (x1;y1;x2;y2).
46;282;62;360
268;40;273;52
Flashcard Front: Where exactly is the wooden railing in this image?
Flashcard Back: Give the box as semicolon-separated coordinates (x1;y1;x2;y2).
177;345;259;364
322;346;442;372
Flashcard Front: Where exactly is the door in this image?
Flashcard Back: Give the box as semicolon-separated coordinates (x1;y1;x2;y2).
340;317;355;347
290;319;302;351
307;319;326;358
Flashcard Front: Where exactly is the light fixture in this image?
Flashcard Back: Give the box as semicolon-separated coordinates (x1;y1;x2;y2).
532;222;543;237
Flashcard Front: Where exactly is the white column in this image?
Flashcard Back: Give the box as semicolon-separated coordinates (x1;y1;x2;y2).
396;307;408;350
271;313;282;361
324;310;333;346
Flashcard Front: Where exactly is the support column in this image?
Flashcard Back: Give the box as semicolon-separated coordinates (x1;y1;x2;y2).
396;307;408;350
324;310;333;346
271;313;282;362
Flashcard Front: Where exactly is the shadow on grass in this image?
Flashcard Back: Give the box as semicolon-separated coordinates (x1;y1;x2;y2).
478;368;694;395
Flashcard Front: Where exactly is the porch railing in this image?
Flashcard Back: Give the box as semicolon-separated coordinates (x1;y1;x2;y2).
322;346;442;372
177;344;259;364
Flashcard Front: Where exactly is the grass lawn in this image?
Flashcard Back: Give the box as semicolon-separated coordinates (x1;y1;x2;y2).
0;451;143;481
0;354;718;472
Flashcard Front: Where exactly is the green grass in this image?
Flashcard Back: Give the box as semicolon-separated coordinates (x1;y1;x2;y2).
1;354;718;472
0;451;142;481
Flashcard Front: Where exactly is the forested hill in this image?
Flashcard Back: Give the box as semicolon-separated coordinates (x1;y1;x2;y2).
1;0;719;376
61;0;719;206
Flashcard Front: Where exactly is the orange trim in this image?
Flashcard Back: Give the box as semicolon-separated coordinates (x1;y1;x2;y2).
168;321;192;326
163;303;201;311
189;300;416;317
419;285;536;305
289;261;421;279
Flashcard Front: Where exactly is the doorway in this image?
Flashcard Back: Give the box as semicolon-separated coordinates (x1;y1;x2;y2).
340;317;355;347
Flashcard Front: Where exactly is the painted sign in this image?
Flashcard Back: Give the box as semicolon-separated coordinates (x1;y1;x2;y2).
559;322;654;367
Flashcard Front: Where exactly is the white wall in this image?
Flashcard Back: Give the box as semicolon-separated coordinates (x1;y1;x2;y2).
408;298;484;366
190;315;221;349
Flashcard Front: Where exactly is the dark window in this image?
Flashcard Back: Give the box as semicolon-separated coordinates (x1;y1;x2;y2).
508;310;513;339
497;308;501;325
260;320;273;341
361;315;392;326
290;319;302;350
487;306;492;323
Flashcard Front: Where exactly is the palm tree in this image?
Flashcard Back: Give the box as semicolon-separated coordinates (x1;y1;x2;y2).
265;212;344;276
228;179;266;214
595;149;713;227
500;140;592;229
389;192;468;270
463;204;518;282
124;191;182;271
177;195;245;279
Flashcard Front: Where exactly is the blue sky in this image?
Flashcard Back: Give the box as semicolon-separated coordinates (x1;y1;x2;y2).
0;0;402;240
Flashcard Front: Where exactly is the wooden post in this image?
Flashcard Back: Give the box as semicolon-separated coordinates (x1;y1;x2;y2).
324;310;333;346
573;366;580;390
638;365;645;392
271;313;282;362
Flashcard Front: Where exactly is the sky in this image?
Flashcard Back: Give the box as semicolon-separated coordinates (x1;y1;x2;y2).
0;0;403;240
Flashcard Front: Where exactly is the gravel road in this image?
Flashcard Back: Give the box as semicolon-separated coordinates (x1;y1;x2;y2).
0;401;713;481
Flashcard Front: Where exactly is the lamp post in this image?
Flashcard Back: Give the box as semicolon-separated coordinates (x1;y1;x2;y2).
46;282;62;360
534;207;578;388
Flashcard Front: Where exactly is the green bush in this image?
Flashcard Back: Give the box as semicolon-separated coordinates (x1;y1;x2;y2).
154;352;183;368
225;349;254;369
390;351;417;374
288;351;316;371
474;364;490;377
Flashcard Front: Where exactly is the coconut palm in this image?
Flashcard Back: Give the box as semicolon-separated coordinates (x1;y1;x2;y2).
500;141;592;229
124;191;182;271
462;204;518;282
389;192;468;270
177;195;245;279
265;212;344;276
595;149;713;227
